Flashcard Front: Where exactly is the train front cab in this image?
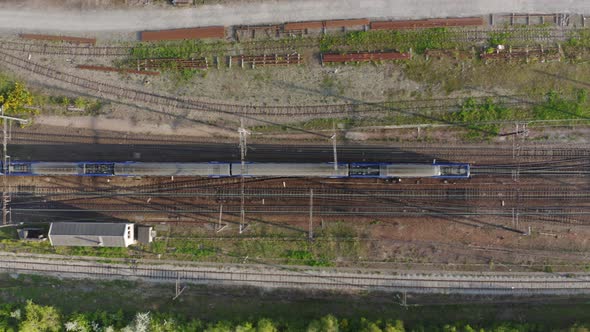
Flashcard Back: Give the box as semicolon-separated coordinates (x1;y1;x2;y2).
6;162;33;175
434;163;470;179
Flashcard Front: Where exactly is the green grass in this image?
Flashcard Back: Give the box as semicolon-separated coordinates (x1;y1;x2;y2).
533;89;590;120
0;227;17;241
3;273;590;331
130;40;226;59
319;28;459;54
56;246;130;259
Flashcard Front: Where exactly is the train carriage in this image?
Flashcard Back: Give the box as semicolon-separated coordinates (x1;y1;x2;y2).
115;162;231;177
233;162;349;177
0;161;470;179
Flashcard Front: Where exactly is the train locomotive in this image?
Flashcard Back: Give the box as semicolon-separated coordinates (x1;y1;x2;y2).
2;161;470;179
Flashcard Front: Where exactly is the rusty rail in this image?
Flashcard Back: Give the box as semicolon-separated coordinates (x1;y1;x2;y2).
76;65;159;76
322;51;410;64
140;26;225;41
137;58;208;70
371;17;484;30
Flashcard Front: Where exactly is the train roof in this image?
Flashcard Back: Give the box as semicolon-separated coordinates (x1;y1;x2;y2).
382;164;440;178
236;163;348;177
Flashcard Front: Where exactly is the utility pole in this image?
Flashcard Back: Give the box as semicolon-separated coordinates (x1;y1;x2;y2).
1;106;28;225
331;121;338;172
309;189;314;240
216;204;227;233
173;274;186;300
238;118;250;234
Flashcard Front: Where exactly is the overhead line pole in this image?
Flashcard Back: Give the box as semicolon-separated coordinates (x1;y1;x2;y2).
331;121;338;171
238;118;250;234
309;189;313;241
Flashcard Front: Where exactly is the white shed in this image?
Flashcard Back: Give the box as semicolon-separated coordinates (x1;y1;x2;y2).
48;222;134;247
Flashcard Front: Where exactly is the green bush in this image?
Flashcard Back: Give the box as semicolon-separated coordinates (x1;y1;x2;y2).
320;28;457;54
533;89;589;120
445;97;514;139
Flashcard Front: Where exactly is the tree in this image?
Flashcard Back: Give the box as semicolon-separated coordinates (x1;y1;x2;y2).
256;318;277;332
204;320;233;332
0;82;36;124
383;320;404;332
358;318;383;332
307;315;339;332
235;322;255;332
19;301;61;332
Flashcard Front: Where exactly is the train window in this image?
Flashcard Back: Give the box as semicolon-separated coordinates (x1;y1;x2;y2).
9;164;31;173
440;166;468;176
349;164;381;176
83;163;115;175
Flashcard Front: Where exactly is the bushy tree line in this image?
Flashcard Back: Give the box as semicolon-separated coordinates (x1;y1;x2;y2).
1;301;590;332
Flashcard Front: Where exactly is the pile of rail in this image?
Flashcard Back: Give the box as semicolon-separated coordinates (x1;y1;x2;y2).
139;27;225;41
137;58;209;70
370;17;484;30
76;65;159;76
321;51;411;64
230;53;302;68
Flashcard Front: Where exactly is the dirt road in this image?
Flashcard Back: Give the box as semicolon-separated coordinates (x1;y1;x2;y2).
0;0;589;33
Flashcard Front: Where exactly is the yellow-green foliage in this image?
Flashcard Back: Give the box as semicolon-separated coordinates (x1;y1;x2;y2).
0;82;37;124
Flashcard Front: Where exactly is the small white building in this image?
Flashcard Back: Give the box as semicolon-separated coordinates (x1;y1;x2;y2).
48;222;134;247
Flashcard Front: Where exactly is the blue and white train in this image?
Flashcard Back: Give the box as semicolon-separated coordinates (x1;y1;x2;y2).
2;161;470;179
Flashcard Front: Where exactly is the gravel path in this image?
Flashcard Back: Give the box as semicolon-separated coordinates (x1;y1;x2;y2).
0;0;589;33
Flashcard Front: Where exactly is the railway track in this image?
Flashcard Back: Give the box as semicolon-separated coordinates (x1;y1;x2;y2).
1;26;579;58
11;202;590;217
13;186;590;201
0;37;313;58
2;254;590;295
0;49;541;121
447;27;574;43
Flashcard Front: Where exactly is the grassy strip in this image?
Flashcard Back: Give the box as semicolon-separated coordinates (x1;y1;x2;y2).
130;40;226;59
0;223;361;267
319;28;459;53
2;274;590;331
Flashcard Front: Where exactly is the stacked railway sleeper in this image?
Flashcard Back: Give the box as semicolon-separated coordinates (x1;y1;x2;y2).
480;45;562;63
231;53;302;68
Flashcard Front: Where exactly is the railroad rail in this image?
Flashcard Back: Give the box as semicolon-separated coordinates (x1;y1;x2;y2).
76;65;159;76
1;27;581;59
321;51;411;64
13;186;590;201
139;26;226;42
0;49;535;118
1;254;590;295
136;58;208;70
370;17;485;30
11;203;590;217
0;40;130;57
19;34;96;45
